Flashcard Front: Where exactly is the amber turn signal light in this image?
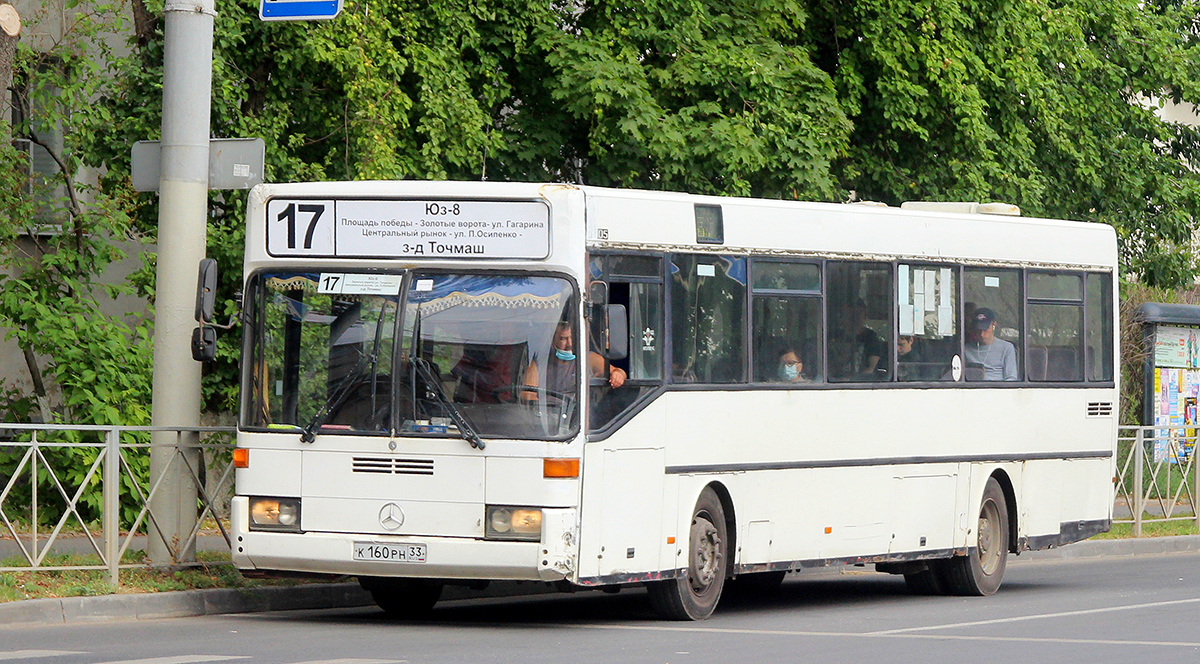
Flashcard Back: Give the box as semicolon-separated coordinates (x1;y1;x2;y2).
233;448;250;468
543;458;580;478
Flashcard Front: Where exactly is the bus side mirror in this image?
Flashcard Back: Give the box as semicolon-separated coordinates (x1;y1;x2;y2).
195;258;218;324
603;304;628;361
192;258;219;362
191;326;217;362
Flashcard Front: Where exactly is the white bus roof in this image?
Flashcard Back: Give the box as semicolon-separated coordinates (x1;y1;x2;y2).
248;181;1117;270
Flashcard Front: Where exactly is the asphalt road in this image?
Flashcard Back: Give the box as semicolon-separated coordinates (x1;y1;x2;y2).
4;553;1200;664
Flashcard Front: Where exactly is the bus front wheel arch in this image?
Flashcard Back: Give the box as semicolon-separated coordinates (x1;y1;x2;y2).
646;486;729;620
359;576;443;618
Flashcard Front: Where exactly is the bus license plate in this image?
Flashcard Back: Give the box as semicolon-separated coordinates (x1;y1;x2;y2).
353;542;427;563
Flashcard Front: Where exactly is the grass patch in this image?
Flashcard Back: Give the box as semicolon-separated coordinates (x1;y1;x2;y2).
1097;520;1200;539
0;550;337;603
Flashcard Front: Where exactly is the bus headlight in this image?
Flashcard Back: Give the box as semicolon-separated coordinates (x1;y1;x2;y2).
485;506;542;541
249;497;302;532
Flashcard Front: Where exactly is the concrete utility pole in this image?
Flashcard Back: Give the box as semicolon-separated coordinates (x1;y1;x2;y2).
149;0;215;566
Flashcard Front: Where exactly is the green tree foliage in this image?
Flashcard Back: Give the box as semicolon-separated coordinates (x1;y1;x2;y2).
3;0;1197;529
496;0;852;198
14;0;1200;429
0;0;151;427
87;0;564;410
806;0;1200;287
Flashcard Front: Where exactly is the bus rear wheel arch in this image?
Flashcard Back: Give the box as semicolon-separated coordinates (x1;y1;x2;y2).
938;475;1010;596
647;486;730;620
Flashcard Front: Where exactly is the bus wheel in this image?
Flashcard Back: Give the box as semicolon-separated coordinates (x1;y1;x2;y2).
903;567;947;595
941;477;1009;596
647;487;728;620
359;577;443;618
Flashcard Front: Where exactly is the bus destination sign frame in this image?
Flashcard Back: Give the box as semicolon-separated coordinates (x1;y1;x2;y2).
265;198;551;260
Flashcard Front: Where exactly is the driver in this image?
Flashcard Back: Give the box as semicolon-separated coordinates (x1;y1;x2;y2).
523;322;625;401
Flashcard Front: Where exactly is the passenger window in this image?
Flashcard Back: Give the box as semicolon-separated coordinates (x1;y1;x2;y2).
1027;303;1084;381
964;268;1023;381
670;254;747;383
753;262;820;292
1027;271;1084;382
588;254;665;433
1029;273;1083;300
625;282;664;381
752;260;822;384
827;262;891;382
1086;273;1114;381
610;255;662;278
896;265;957;382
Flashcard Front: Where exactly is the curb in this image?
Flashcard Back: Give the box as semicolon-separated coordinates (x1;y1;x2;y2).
5;535;1200;627
1015;534;1200;561
0;582;374;628
0;577;562;628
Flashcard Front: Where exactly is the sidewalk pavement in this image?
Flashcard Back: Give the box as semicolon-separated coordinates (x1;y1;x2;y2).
3;535;1199;628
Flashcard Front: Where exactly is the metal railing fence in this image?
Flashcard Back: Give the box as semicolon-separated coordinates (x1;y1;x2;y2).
1;422;1196;584
1116;424;1200;536
0;423;236;584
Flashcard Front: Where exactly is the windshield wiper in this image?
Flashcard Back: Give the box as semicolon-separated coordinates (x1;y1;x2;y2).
412;357;485;450
406;300;484;450
300;303;389;443
300;349;375;443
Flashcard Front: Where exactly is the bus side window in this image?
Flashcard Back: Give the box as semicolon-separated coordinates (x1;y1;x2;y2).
1026;272;1084;382
827;262;892;382
963;268;1023;381
670;254;747;383
588;253;665;433
895;265;958;382
751;260;822;384
1086;273;1114;381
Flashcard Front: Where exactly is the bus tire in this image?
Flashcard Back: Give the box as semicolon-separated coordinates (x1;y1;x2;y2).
359;577;443;618
903;567;947;595
647;487;728;620
941;477;1009;596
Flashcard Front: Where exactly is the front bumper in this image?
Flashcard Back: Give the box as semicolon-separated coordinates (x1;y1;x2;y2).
230;496;578;582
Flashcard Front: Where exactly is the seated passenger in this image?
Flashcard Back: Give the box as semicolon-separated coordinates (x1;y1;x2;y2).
897;335;931;381
830;300;887;380
452;345;522;403
965;308;1018;381
774;345;810;383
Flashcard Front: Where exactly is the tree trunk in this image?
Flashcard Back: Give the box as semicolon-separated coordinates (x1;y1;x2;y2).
132;0;156;51
0;2;19;145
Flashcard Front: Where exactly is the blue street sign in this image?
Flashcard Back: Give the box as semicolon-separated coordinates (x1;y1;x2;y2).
260;0;342;21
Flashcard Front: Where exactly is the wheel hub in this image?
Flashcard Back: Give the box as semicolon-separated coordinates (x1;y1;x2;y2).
689;516;721;593
978;500;1002;575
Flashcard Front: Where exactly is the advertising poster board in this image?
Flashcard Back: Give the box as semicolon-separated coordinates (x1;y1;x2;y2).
1152;325;1200;463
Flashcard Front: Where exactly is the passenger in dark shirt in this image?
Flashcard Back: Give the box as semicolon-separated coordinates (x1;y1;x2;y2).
523;323;625;402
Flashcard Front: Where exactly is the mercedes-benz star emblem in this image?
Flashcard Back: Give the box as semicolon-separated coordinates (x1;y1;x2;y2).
379;502;405;531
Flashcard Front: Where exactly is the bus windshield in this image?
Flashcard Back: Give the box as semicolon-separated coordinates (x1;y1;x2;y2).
244;271;578;441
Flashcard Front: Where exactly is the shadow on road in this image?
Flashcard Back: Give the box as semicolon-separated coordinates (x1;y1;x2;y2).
247;567;1064;628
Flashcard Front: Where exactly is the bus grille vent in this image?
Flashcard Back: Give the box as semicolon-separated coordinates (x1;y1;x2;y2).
1087;402;1114;418
352;456;435;475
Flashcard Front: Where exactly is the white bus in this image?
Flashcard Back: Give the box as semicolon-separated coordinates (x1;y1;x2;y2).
228;181;1117;620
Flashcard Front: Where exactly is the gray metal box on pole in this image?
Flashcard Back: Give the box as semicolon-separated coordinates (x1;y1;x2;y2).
132;138;265;192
